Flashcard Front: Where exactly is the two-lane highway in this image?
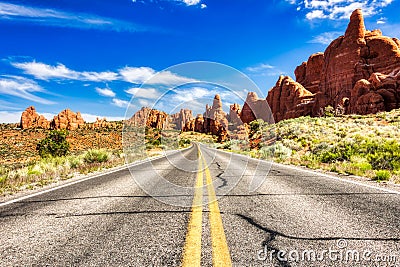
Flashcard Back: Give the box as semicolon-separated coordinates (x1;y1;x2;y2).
1;144;400;266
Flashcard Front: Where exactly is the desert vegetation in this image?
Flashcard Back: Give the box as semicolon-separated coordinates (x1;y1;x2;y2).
217;108;400;184
0;128;125;195
0;123;198;195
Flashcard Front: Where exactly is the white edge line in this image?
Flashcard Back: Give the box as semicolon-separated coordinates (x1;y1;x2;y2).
204;145;400;196
0;147;192;208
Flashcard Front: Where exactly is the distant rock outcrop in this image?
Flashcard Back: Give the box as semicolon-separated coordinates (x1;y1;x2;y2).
229;103;242;130
182;95;229;141
20;106;50;129
128;107;168;129
51;109;85;130
91;118;118;129
170;109;193;130
268;8;400;121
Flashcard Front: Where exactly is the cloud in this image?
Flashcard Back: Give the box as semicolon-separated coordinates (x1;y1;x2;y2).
125;87;162;99
11;60;197;86
0;2;148;32
132;0;206;8
119;67;155;83
377;17;387;24
119;66;196;85
12;61;119;82
286;0;394;20
96;87;116;97
112;98;129;108
306;10;326;20
181;0;201;5
245;63;285;77
246;63;275;73
308;31;342;44
0;76;54;104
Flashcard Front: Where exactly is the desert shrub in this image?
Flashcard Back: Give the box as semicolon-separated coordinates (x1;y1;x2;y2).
282;139;302;151
83;149;110;163
374;170;391;181
318;141;354;163
68;156;83;169
37;130;70;158
179;138;191;147
259;142;292;160
323;106;335;117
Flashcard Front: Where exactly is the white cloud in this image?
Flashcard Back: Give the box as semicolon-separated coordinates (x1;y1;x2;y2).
306;10;327;20
246;63;275;73
125;87;161;99
119;66;196;85
181;0;201;6
96;87;116;97
245;63;285;77
287;0;394;20
377;17;387;24
308;31;342;44
201;3;207;9
0;2;147;32
12;62;118;82
11;61;197;86
119;67;155;83
138;99;151;107
112;98;129;108
0;76;54;104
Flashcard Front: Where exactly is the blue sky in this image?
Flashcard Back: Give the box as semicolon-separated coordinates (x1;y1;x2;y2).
0;0;399;122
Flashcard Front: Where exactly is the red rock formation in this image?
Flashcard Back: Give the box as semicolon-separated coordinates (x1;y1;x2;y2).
267;76;315;122
51;109;85;130
295;53;324;94
240;92;273;124
203;94;229;136
170;109;193;130
349;72;400;114
20;106;50;129
229;103;242;130
147;110;168;129
128;107;168;129
91;118;118;129
182;95;229;142
268;9;400;121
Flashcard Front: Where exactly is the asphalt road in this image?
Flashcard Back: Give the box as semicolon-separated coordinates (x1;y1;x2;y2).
1;144;400;266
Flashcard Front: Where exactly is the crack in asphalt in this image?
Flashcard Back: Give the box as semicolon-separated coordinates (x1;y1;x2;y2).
214;161;228;189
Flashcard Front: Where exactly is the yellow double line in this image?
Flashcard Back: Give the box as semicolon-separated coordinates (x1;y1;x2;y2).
182;146;232;267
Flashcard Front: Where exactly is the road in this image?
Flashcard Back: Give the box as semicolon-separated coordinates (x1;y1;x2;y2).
1;144;400;266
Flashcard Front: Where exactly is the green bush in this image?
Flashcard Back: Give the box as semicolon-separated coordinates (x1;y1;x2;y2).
259;142;292;160
179;138;191;147
83;149;110;163
37;130;70;158
324;106;335;117
374;170;391;181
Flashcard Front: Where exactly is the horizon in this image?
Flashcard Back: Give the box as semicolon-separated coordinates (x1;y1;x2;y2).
1;0;400;123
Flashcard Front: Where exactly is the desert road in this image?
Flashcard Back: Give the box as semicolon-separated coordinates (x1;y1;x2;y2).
1;144;400;266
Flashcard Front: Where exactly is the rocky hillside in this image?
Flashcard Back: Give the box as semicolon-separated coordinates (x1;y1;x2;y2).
267;9;400;122
20;106;120;130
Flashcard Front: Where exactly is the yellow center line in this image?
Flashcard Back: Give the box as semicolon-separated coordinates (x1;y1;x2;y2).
201;150;232;267
181;146;204;267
